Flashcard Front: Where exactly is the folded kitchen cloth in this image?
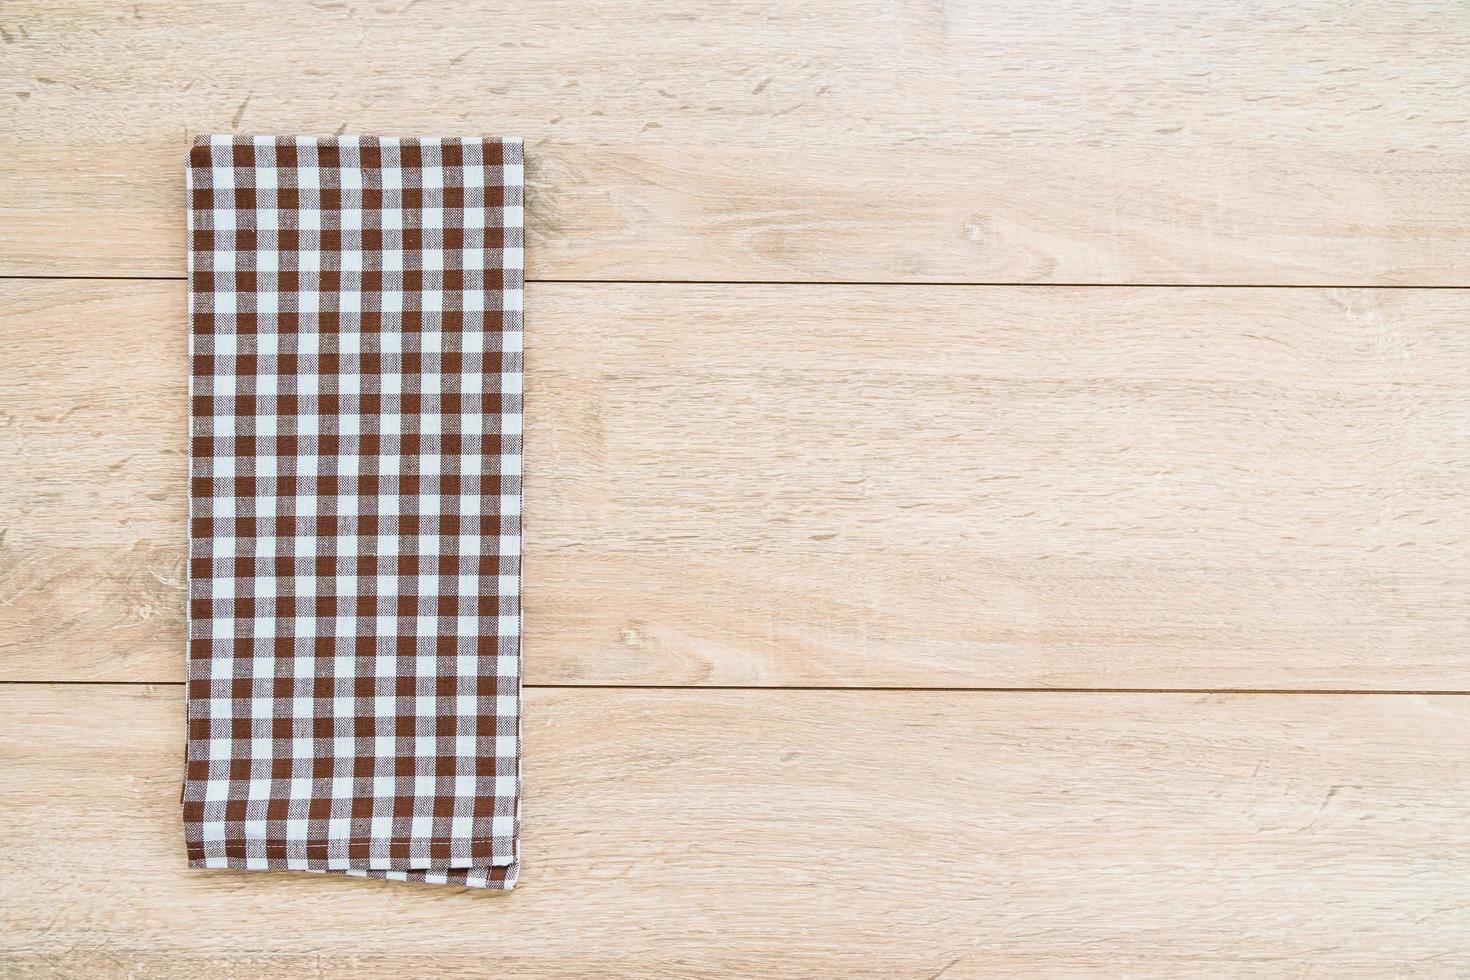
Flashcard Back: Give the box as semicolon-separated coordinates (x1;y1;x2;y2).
182;135;524;889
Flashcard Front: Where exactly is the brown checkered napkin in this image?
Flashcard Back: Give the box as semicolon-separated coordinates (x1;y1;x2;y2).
183;136;524;889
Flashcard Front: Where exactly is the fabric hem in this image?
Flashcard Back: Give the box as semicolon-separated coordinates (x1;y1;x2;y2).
189;856;519;890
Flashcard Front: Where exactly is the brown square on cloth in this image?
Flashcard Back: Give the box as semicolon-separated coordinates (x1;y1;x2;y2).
183;135;524;889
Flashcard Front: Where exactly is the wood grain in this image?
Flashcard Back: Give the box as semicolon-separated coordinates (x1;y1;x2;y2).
4;1;1468;973
3;0;1469;282
4;278;1468;688
2;685;1469;977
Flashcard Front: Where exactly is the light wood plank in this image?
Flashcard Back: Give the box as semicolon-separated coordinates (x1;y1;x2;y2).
3;0;1469;282
1;685;1467;977
3;279;1469;687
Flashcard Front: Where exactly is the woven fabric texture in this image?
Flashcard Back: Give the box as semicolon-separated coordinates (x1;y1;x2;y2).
183;135;524;889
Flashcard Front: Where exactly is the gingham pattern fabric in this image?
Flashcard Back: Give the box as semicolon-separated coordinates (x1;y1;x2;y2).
183;135;524;889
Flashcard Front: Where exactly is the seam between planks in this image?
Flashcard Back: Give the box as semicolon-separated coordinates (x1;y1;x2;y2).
6;274;1470;290
2;680;1469;695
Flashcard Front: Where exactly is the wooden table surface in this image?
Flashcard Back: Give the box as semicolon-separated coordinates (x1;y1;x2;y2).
3;1;1469;976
